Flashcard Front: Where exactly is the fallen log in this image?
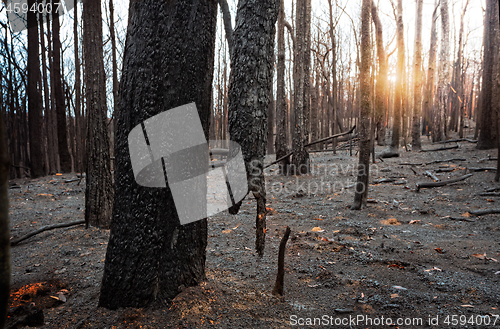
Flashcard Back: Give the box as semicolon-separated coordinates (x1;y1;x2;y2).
265;126;356;169
420;145;459;152
432;138;477;144
435;168;455;173
478;156;497;162
372;178;396;184
400;157;467;166
469;209;500;216
304;125;356;148
10;220;85;246
416;173;472;192
478;192;500;197
442;216;475;222
64;179;80;183
425;158;466;165
467;167;497;172
272;226;291;296
378;151;400;158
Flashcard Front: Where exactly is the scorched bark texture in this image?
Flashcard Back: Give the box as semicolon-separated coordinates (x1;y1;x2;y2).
99;0;217;309
228;0;279;256
83;0;114;229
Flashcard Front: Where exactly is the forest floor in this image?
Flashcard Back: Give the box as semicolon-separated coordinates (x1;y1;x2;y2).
6;132;500;329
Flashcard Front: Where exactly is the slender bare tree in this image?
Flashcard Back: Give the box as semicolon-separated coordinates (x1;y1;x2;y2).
411;0;423;151
352;0;372;210
390;0;405;153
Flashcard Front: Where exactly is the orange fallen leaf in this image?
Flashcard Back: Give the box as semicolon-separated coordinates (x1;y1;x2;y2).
313;218;324;221
434;248;444;254
487;199;494;202
461;304;474;308
55;173;63;176
471;253;486;260
409;220;421;224
388;264;405;269
390;294;399;298
311;227;324;232
222;229;232;234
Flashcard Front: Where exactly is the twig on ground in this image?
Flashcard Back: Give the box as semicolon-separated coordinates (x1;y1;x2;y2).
425;171;439;181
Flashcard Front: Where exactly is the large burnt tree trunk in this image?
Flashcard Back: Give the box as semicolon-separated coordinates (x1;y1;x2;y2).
411;0;423;151
52;2;72;172
228;0;279;257
0;100;10;329
83;0;114;229
275;0;289;175
99;0;217;309
352;0;372;210
478;0;499;150
27;1;46;178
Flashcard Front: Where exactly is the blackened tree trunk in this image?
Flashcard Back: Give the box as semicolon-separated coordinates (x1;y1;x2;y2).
99;0;217;309
292;0;310;174
228;0;279;256
28;1;46;178
267;59;275;155
52;4;72;172
478;0;499;150
275;0;289;175
454;0;470;138
390;0;405;153
352;0;372;210
83;0;114;229
411;0;423;151
73;1;83;173
109;0;118;111
371;0;387;146
496;0;500;181
0;100;10;329
40;10;57;175
327;0;338;146
303;0;311;145
435;0;450;142
423;0;439;137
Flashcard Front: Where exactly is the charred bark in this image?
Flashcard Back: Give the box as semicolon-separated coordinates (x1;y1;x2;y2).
83;0;114;229
99;0;217;309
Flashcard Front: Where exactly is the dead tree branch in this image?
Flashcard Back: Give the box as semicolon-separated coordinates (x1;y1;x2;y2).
272;226;291;296
10;220;85;246
420;145;459;152
416;174;472;192
469;209;500;216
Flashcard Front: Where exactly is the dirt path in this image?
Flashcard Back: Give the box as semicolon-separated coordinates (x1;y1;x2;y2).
6;137;500;328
